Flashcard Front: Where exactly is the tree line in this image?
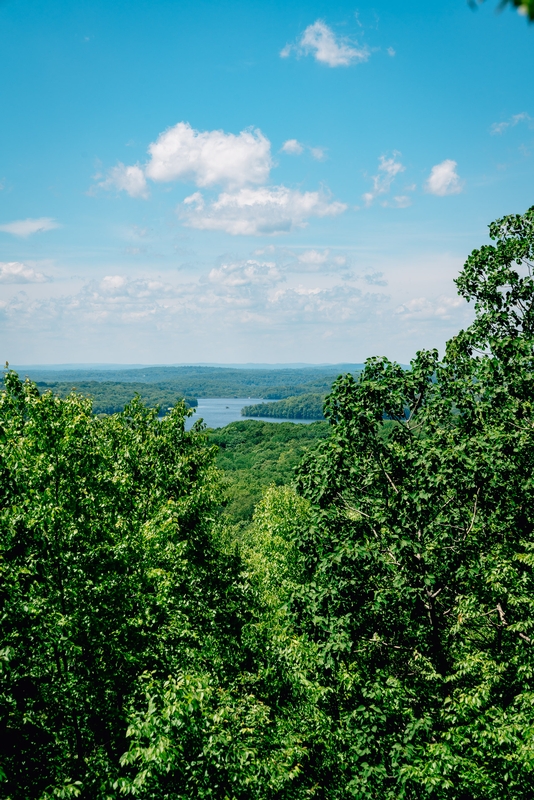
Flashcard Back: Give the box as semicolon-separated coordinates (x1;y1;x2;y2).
241;393;326;420
34;381;198;415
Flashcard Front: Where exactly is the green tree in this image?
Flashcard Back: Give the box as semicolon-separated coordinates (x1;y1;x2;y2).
116;487;332;800
242;394;326;421
288;206;534;797
0;379;244;798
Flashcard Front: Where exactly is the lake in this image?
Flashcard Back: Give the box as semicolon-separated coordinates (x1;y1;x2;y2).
184;397;321;430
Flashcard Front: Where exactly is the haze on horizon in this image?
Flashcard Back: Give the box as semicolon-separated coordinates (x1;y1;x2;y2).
1;0;533;366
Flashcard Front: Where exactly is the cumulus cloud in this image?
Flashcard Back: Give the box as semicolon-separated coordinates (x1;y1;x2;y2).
425;160;463;196
281;140;326;160
208;260;281;287
250;246;349;273
296;249;346;269
0;218;60;237
395;294;463;320
97;163;149;198
387;47;396;57
181;186;347;236
97;122;273;198
271;283;380;323
144;122;271;189
310;146;327;161
95;121;346;236
0;261;50;284
363;154;405;206
297;249;330;266
281;20;370;67
1;266;384;336
281;139;304;155
490;112;531;135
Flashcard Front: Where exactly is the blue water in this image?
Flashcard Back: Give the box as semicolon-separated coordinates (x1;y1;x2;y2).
184;397;320;430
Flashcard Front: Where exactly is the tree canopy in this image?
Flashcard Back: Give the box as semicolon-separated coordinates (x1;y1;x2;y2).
288;205;534;797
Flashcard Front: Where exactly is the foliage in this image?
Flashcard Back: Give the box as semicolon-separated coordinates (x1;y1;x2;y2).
241;394;326;421
208;420;329;522
0;380;245;798
288;205;534;797
24;365;364;401
117;486;328;800
36;380;197;415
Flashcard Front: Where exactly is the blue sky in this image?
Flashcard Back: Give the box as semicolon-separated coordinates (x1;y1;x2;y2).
1;0;533;365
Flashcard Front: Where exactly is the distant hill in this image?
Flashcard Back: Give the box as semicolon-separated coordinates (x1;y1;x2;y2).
12;364;365;401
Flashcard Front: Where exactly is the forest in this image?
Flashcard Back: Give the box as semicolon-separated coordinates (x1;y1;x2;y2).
26;367;363;419
3;206;534;799
33;381;198;416
241;393;326;420
24;364;364;400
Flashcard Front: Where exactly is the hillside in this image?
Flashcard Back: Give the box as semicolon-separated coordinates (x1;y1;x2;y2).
20;364;363;401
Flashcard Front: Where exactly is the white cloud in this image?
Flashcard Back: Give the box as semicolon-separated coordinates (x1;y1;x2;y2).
181;186;347;236
1;266;382;335
208;260;281;287
1;248;473;365
388;195;411;209
365;271;387;286
0;261;50;284
97;163;149;198
387;47;396;57
98;122;273;198
0;218;60;237
363;154;405;206
281;20;370;68
395;295;463;320
298;249;330;265
490;112;531;135
425;159;463;196
310;146;327;161
251;246;348;273
145;122;272;189
297;249;346;269
281;139;304;155
183;191;204;210
94;123;341;236
281;140;326;160
271;283;380;323
100;275;128;294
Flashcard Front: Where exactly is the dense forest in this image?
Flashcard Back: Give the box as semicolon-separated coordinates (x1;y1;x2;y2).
241;393;326;420
28;367;363;417
23;364;364;400
3;206;534;798
34;381;198;415
209;420;329;521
